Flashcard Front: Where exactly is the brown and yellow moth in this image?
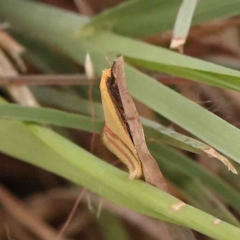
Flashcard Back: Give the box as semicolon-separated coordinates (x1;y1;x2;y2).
100;56;167;191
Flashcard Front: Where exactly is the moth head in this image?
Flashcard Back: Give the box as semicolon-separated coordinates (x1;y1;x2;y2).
105;62;117;87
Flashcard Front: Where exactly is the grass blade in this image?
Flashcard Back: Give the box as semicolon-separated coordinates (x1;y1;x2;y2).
0;102;236;173
88;32;240;91
170;0;198;51
0;103;103;133
1;102;240;212
0;118;239;239
149;143;240;213
82;0;240;38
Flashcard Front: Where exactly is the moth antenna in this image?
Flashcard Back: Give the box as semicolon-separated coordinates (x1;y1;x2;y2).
105;56;111;66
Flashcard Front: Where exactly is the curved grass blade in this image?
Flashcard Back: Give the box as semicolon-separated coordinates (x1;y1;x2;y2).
142;117;236;174
149;143;240;213
0;118;239;239
0;102;236;174
33;86;237;174
0;100;239;211
2;0;240;213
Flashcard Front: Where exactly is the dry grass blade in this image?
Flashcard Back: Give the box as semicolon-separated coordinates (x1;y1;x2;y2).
148;125;237;174
3;217;36;240
0;74;98;86
178;83;237;174
0;48;39;107
57;189;86;240
102;57;196;240
113;57;167;190
0;30;26;72
203;147;237;174
25;188;189;240
0;184;69;240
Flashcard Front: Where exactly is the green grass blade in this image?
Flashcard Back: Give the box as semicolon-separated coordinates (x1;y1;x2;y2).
149;143;240;213
16;34;80;74
219;164;240;193
2;0;240;219
0;0;239;83
82;0;240;38
1;1;240;238
178;180;240;226
170;0;198;50
142;117;223;156
0;104;103;133
1;102;240;213
0;103;207;153
0;103;234;171
122;64;240;166
2;0;240;92
0;117;240;239
87;32;240;92
31;87;103;118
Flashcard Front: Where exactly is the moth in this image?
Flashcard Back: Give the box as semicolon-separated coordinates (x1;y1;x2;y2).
100;56;167;190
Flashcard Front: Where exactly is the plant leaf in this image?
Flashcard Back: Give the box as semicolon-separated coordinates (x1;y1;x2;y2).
0;117;239;238
149;143;240;214
86;32;240;92
82;0;240;38
0;103;236;173
0;103;103;133
170;0;198;51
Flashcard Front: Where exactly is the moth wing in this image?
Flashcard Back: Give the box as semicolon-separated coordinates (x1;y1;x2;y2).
100;69;142;179
100;69;135;154
102;126;142;179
